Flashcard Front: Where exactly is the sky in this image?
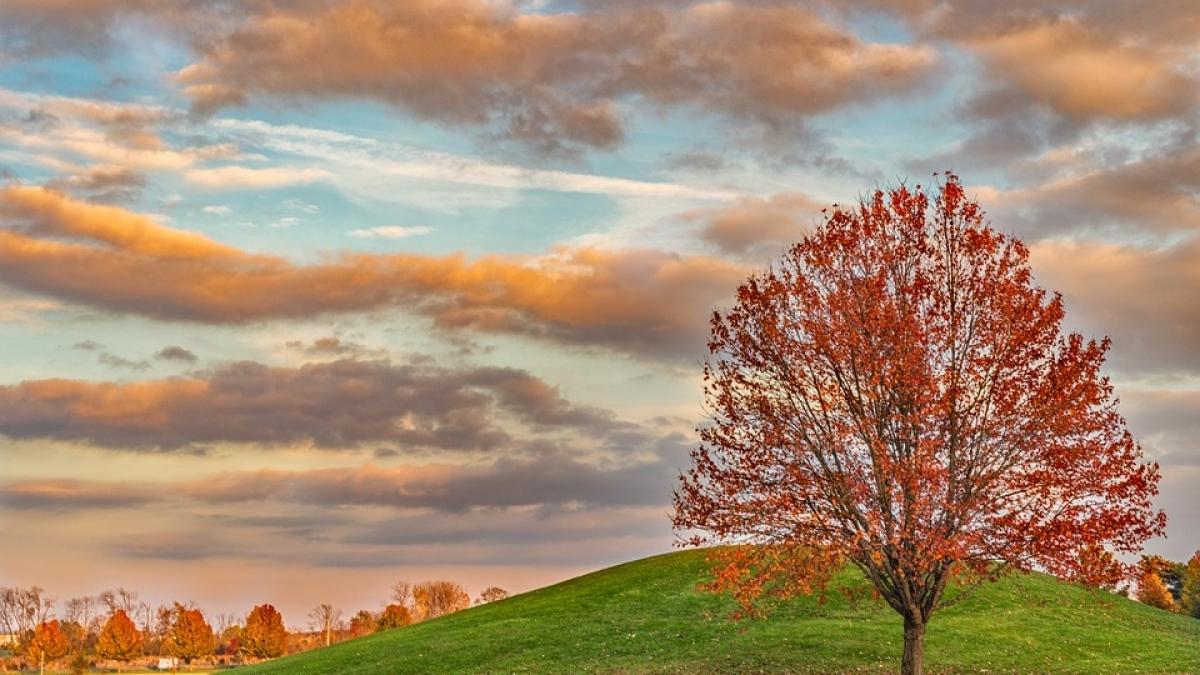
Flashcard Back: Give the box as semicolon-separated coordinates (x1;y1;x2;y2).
0;0;1198;627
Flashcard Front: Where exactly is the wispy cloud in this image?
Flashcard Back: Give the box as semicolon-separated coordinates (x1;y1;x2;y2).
209;118;738;203
348;226;433;239
184;165;329;190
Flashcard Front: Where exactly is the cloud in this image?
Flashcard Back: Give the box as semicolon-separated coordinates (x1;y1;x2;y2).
156;345;198;363
44;164;145;203
0;479;155;510
189;449;682;512
1121;389;1200;467
964;17;1195;123
339;507;670;550
285;337;385;359
175;0;935;156
183;165;329;190
201;204;231;215
0;0;205;58
0;294;58;324
0;357;635;451
879;3;1200;170
984;141;1200;238
683;192;824;257
209;117;736;202
0;444;683;523
1030;236;1200;376
97;351;151;371
348;226;433;239
0;86;219;172
0;186;744;360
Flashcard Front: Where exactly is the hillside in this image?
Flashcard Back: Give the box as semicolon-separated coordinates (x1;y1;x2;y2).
243;549;1200;674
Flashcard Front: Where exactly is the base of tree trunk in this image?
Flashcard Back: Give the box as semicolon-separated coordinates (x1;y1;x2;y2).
902;617;926;675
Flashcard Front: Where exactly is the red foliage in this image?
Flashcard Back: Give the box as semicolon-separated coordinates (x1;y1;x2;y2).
1071;545;1127;590
674;174;1165;674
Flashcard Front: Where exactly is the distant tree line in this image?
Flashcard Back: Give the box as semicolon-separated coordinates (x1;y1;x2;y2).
0;580;507;672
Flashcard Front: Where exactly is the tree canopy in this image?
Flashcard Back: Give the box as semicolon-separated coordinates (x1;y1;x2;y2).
674;174;1165;675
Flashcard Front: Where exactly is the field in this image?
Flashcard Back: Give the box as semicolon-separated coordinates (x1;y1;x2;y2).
241;549;1200;674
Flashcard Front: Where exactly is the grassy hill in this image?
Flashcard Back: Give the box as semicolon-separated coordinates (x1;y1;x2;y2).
243;549;1200;674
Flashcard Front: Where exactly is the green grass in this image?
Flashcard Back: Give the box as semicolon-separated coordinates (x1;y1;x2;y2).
243;549;1200;674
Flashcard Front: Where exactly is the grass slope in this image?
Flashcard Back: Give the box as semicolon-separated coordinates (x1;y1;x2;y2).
245;550;1200;674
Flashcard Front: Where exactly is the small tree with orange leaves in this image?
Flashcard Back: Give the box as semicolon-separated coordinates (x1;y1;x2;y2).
26;620;68;675
1140;572;1177;611
97;609;143;671
241;604;286;659
165;604;214;664
348;609;376;637
674;174;1165;675
376;604;411;631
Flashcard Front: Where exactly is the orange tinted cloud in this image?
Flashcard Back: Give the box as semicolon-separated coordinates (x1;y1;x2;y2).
0;186;744;359
0;358;627;450
175;0;934;154
683;192;823;256
1031;236;1200;375
987;143;1200;238
967;18;1195;122
188;451;680;510
0;478;155;509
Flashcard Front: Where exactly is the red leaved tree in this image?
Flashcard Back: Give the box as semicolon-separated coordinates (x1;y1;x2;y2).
673;174;1165;675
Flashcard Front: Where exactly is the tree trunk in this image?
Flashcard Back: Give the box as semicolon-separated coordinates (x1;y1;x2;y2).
901;615;925;675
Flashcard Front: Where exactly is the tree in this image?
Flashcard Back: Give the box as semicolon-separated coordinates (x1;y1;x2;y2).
673;175;1166;675
26;620;68;675
376;604;411;631
1140;572;1177;611
390;581;411;608
348;610;376;637
1140;555;1185;603
242;604;286;659
476;587;509;605
1179;551;1200;618
57;621;86;657
0;586;53;646
307;604;342;647
98;589;138;616
97;609;142;671
218;623;243;657
165;603;214;664
411;581;470;621
63;595;102;641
